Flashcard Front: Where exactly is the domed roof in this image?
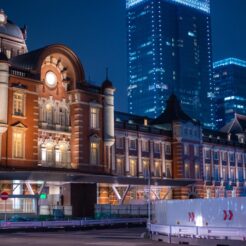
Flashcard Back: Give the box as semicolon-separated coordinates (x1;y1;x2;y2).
102;68;114;89
0;10;24;40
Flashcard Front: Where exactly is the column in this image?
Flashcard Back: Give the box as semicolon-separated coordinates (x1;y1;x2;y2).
125;137;129;173
111;143;115;172
161;142;166;177
138;138;142;174
150;141;154;176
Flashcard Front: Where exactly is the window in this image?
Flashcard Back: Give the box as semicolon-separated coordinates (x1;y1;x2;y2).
154;143;160;153
184;144;189;155
238;153;243;162
6;49;11;59
13;131;24;158
222;152;227;161
165;144;171;155
194;146;199;157
213;151;219;160
142;140;149;152
13;92;25;116
229;153;235;162
129;159;137;176
90;107;99;129
166;163;172;178
154;161;161;177
214;165;219;181
230;168;235;182
195;164;200;179
238;167;244;182
184;162;190;178
222;166;228;181
205;149;210;159
205;164;211;180
142;159;150;178
90;142;99;165
116;158;124;176
46;143;54;164
116;137;124;149
129;139;136;150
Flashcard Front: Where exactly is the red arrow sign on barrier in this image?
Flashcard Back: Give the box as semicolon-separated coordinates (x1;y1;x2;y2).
188;212;195;222
228;210;233;220
223;210;227;220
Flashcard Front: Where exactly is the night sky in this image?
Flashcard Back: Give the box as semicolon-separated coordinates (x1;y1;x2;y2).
1;0;246;112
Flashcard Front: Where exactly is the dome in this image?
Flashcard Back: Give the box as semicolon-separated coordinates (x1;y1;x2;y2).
102;68;114;89
102;79;114;89
0;10;24;40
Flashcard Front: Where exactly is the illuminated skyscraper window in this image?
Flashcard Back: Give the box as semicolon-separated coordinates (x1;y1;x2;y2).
126;0;213;128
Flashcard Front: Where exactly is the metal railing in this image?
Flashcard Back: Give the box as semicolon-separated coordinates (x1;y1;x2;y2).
0;218;146;230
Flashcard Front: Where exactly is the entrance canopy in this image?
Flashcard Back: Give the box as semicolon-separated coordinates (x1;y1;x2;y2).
0;170;194;186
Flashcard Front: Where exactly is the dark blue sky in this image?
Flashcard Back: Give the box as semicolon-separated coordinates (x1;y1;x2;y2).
2;0;246;112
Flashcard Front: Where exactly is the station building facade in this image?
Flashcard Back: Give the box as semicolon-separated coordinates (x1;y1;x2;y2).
0;10;245;216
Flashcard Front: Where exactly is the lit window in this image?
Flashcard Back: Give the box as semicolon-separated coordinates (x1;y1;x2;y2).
13;92;25;116
154;161;161;177
46;143;54;164
184;162;190;178
90;142;99;165
222;167;228;181
205;164;211;180
129;159;137;176
195;164;200;179
116;158;124;176
13;131;24;158
90;107;99;129
142;159;150;178
6;49;11;59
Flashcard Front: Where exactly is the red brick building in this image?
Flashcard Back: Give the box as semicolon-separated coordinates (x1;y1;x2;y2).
0;10;245;216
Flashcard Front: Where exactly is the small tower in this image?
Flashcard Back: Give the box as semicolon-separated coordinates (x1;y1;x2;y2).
0;52;9;133
102;69;115;147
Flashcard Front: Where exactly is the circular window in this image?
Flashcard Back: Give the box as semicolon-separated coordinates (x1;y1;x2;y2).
45;71;57;88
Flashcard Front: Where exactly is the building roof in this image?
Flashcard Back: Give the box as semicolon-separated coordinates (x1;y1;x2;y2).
213;58;246;69
221;113;246;134
151;94;200;126
10;44;85;89
0;19;24;40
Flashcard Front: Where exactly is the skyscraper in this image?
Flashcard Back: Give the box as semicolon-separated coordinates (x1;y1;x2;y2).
127;0;213;128
213;58;246;129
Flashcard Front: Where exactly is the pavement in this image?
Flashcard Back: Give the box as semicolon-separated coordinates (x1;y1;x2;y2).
0;227;173;246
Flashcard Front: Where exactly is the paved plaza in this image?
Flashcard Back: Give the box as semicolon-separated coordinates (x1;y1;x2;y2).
0;227;174;246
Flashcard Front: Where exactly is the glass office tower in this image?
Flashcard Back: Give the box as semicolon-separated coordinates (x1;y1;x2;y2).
127;0;214;128
213;58;246;129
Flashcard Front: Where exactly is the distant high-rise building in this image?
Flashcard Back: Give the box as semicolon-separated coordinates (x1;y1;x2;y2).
126;0;214;128
213;58;246;129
